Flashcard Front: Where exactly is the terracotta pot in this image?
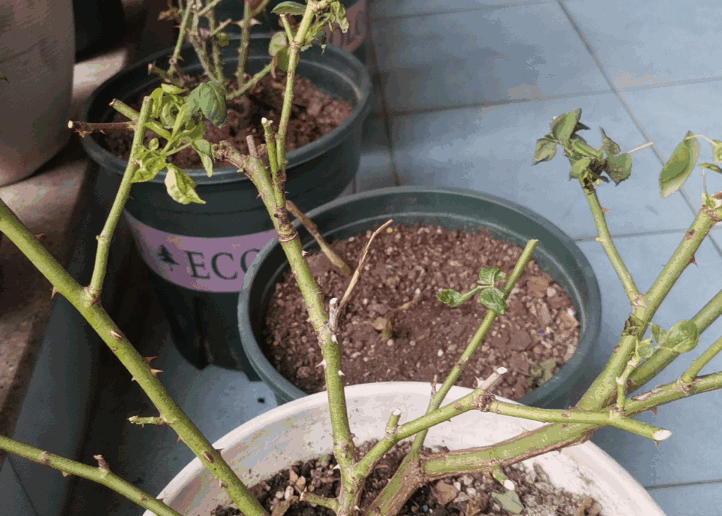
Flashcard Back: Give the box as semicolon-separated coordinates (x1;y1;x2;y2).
143;383;666;515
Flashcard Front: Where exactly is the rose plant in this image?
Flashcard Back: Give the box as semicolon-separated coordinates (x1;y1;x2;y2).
1;1;722;513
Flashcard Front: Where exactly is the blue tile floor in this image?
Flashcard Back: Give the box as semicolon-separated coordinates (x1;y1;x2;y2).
68;1;722;514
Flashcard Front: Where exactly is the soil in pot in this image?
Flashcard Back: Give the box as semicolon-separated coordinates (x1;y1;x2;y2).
211;440;603;516
263;224;581;401
98;72;353;169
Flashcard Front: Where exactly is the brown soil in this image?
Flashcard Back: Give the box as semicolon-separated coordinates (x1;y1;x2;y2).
212;440;602;516
263;224;580;401
99;72;353;169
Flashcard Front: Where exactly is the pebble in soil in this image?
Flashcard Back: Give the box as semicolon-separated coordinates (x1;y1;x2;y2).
263;224;581;400
211;440;603;516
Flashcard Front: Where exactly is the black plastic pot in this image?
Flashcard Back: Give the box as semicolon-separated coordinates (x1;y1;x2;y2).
80;35;371;375
238;187;602;408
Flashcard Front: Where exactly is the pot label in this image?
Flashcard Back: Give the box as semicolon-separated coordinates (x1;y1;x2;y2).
326;0;366;53
124;211;277;293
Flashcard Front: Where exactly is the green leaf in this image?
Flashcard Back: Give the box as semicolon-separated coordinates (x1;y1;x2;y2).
160;100;180;127
659;131;700;198
329;1;349;33
604;152;632;185
149;87;167;119
160;83;186;95
192;139;214;177
186;82;227;127
133;153;167;183
180;118;206;141
700;163;722;174
271;1;306;15
570;138;603;160
650;322;667;345
712;140;722;162
148;138;160;151
164;164;205;204
274;46;292;72
569;157;592;179
438;288;480;308
491;491;524;514
269;31;288;56
635;337;656;360
550;109;582;141
478;288;507;315
214;32;230;47
532;138;557;165
478;267;506;285
664;320;699;354
600;127;622;155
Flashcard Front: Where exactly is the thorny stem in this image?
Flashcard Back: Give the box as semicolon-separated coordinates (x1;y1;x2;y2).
217;139;356;505
409;240;539;457
0;435;183;516
0;196;268;516
629;286;722;391
285;199;353;276
586;187;640;303
88;97;153;302
578;202;719;411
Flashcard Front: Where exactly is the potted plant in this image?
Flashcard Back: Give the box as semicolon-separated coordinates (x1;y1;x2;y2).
1;3;721;509
78;0;371;373
238;186;602;408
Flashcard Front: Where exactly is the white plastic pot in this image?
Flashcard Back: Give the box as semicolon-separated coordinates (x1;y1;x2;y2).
145;383;666;515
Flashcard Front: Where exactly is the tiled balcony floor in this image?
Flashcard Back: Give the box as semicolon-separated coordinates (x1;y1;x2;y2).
64;1;722;514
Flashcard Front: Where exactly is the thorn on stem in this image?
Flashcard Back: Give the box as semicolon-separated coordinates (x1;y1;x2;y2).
94;454;110;471
602;207;610;214
40;451;50;464
689;255;697;266
150;368;164;377
62;471;70;478
143;356;158;365
110;330;123;341
203;451;215;463
51;287;59;299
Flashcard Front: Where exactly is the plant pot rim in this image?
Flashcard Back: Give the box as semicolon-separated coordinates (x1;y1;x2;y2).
148;382;664;516
238;186;602;407
79;33;372;186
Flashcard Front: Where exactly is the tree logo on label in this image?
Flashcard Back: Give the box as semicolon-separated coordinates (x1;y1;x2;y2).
158;245;180;271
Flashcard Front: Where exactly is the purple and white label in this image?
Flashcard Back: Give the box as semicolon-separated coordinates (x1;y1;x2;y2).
125;211;277;293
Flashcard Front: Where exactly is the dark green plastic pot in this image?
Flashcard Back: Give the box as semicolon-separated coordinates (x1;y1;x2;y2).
80;34;371;374
238;187;602;408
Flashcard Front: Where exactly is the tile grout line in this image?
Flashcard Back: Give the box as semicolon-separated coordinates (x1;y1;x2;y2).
556;0;717;252
646;478;722;491
366;12;401;186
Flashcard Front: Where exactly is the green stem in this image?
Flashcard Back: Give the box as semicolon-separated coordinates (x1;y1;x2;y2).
0;200;268;516
585;188;640;303
629;286;722;390
682;333;722;382
236;0;253;84
228;62;273;100
285;199;353;276
88;97;152;301
409;240;539;456
168;2;194;79
0;435;183;516
643;212;715;316
579;209;717;410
